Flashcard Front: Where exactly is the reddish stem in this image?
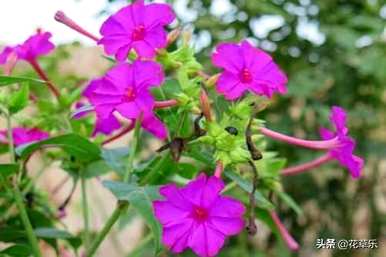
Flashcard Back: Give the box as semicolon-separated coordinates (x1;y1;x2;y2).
54;11;100;42
29;59;60;99
214;161;224;178
102;122;135;145
154;99;178;109
269;211;300;251
260;127;340;150
282;154;332;176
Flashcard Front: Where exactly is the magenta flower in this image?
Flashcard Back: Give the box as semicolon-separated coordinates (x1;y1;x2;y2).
153;173;245;257
83;60;168;139
0;127;49;146
98;0;175;61
319;106;364;178
211;40;287;100
0;30;55;66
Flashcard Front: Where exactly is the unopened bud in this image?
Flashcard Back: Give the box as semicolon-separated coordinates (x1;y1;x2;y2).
205;73;220;88
199;89;212;122
167;28;181;46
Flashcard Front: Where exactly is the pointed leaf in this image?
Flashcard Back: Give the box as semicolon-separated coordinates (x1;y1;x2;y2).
103;180;162;254
0;76;45;87
15;133;100;162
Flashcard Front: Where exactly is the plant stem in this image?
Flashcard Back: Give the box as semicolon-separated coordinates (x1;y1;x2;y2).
85;202;128;257
86;119;141;256
29;59;60;99
123;118;141;183
3;112;42;257
14;186;43;257
81;176;90;249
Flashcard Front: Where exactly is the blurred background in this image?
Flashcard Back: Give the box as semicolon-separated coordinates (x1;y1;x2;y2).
1;0;385;257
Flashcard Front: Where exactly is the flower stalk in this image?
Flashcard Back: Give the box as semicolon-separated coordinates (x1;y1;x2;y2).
282;154;332;176
260;127;340;150
269;211;299;251
54;11;100;42
29;59;60;99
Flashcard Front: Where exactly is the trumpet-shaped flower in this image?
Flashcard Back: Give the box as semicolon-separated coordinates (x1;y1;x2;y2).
212;40;287;100
153;173;245;257
319;106;364;178
0;127;49;146
99;0;175;60
0;30;54;66
83;60;167;139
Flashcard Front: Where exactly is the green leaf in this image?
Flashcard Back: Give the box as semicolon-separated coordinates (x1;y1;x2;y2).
0;76;45;87
0;244;31;257
34;227;82;251
102;180;162;254
101;147;130;176
224;170;275;210
34;228;74;239
15;133;100;162
276;191;303;216
8;83;29;114
82;160;111;178
0;228;26;243
0;164;19;178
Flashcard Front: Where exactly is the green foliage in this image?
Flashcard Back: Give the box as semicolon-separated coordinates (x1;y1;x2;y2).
103;181;162;254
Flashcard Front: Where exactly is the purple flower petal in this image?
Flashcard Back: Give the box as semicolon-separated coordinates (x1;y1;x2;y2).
188;223;226;257
153;174;245;256
141;113;168;139
162;220;193;253
0;47;15;64
92;113;121;136
153;201;190;226
0;127;49;146
212;42;243;74
99;0;174;59
212;40;287;100
209;216;245;236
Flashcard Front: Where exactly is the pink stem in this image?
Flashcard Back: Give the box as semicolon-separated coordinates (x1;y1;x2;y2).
102;122;135;145
214;161;224;178
269;211;300;251
154;99;178;109
29;59;60;99
54;11;100;42
260;127;340;150
282;154;333;176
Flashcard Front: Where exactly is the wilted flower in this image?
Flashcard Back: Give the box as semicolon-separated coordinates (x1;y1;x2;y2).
211;40;287;100
0;127;49;146
99;0;175;60
83;60;168;139
153;173;245;257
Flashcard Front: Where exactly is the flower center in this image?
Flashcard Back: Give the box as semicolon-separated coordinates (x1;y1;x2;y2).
192;206;209;222
123;87;136;102
132;25;146;41
239;68;253;83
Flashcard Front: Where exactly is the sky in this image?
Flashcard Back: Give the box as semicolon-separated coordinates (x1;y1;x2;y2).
0;0;328;49
0;0;125;45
